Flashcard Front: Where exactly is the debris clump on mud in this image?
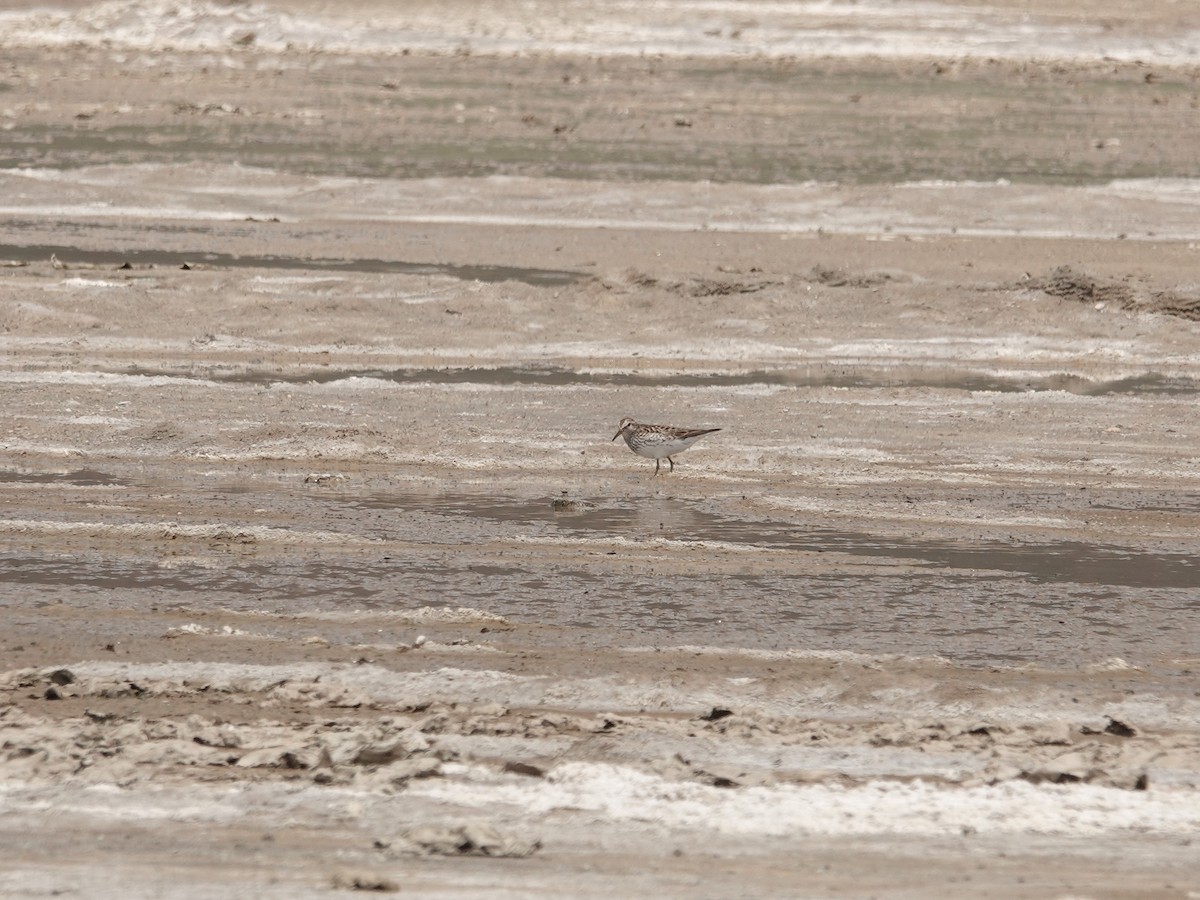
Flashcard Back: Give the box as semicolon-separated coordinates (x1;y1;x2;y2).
1026;265;1200;320
380;822;542;858
807;265;895;288
611;268;779;296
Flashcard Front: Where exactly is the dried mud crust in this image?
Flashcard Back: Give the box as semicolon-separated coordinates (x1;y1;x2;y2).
3;653;1194;795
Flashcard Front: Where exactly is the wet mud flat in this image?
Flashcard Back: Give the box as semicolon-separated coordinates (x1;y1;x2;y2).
4;240;1200;898
3;6;1200;898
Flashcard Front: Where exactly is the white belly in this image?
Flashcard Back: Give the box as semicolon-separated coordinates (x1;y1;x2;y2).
628;436;694;459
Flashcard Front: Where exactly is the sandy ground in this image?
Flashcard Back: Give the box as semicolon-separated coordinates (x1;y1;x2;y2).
2;2;1200;898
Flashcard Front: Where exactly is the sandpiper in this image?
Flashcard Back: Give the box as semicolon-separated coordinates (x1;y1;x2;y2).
611;416;721;475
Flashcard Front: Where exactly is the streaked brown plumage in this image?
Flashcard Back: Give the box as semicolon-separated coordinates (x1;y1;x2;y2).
611;416;721;475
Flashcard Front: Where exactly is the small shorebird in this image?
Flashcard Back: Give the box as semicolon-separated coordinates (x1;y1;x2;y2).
611;416;721;475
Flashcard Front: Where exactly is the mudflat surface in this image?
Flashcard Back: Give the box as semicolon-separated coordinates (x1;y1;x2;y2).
2;2;1199;898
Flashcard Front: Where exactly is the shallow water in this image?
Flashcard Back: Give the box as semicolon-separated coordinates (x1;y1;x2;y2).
0;242;584;287
5;478;1197;669
0;469;129;487
354;491;1200;589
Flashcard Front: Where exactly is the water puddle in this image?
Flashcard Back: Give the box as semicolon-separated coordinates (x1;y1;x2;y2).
0;242;585;287
3;476;1194;591
1089;499;1200;514
0;555;380;601
347;492;1200;590
0;468;128;486
113;364;1200;396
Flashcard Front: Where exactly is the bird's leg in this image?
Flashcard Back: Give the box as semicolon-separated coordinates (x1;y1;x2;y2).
667;457;674;472
654;458;661;476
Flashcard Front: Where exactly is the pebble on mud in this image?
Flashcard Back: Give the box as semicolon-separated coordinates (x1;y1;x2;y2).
1104;717;1138;738
503;760;545;778
48;669;76;686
